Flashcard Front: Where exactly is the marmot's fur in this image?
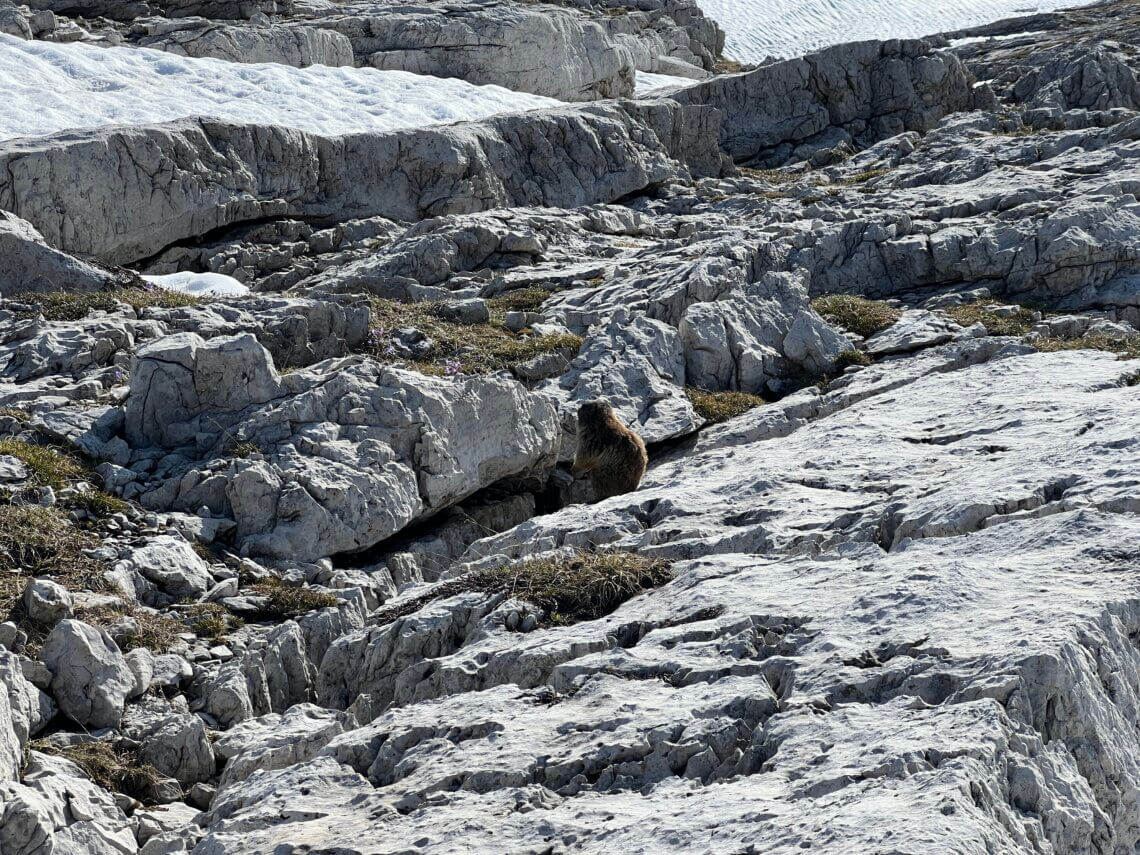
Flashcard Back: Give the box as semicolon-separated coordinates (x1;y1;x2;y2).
572;400;648;500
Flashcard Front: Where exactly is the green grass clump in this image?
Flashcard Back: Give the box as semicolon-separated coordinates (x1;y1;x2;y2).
686;388;767;425
0;440;87;488
9;287;201;322
29;740;168;802
185;602;241;641
365;297;581;375
0;505;101;577
835;349;873;369
373;551;673;628
71;490;130;518
1031;334;1140;360
229;441;261;459
812;295;902;339
252;578;338;619
944;301;1037;337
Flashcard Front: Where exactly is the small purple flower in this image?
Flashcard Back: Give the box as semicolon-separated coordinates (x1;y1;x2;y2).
443;358;462;377
112;367;127;384
384;344;397;357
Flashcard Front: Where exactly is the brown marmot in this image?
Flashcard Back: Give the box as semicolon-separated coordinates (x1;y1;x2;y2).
572;400;648;500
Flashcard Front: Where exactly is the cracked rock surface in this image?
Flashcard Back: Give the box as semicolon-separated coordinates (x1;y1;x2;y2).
2;1;1140;853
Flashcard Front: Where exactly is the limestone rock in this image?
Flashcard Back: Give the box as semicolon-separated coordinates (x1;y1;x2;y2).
123;333;560;561
215;703;354;790
110;535;216;605
41;619;134;729
672;39;978;163
22;578;73;626
0;102;721;266
137;19;354;67
0;210;112;296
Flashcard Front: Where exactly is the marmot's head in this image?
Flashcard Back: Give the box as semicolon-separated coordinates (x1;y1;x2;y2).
577;399;611;430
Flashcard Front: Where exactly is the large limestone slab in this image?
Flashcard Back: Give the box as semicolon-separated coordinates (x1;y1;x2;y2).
121;333;561;560
672;39;979;162
0;101;722;265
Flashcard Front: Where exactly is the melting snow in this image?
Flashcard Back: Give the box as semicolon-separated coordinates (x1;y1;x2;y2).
0;33;560;142
696;0;1099;62
141;272;250;297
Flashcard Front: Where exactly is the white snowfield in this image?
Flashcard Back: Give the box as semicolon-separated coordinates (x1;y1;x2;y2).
697;0;1098;61
140;272;250;298
0;33;560;143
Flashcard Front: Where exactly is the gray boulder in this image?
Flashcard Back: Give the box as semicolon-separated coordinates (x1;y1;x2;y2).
21;578;73;626
0;210;112;296
110;535;216;605
41;619;134;729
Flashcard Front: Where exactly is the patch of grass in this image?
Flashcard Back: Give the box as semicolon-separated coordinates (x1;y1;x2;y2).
0;439;87;488
686;388;767;425
715;58;745;74
9;287;201;322
0;505;102;578
186;602;241;641
811;295;902;339
738;166;802;185
29;740;169;802
1031;334;1140;360
71;490;129;518
834;167;891;186
486;287;550;315
835;349;873;369
251;578;338;619
76;603;183;653
229;441;261;459
0;407;31;423
373;551;673;628
944;301;1037;337
365;297;582;375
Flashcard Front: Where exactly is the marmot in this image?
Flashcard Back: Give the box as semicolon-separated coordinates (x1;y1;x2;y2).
572;400;648;500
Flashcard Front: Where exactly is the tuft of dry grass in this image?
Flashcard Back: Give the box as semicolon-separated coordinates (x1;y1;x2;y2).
0;406;31;423
943;301;1037;337
811;295;902;339
8;287;201;322
29;740;169;802
0;440;87;488
251;578;338;619
373;551;673;628
835;349;873;369
76;603;183;653
185;602;242;641
1031;334;1140;360
364;297;580;376
686;388;767;425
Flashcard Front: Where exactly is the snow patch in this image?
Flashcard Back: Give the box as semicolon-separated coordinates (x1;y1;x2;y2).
0;33;560;142
635;70;699;96
696;0;1098;62
141;272;250;298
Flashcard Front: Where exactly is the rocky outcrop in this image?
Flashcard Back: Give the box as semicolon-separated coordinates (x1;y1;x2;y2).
0;210;113;295
118;332;560;560
0;101;722;265
135;18;354;67
671;38;981;163
320;6;635;101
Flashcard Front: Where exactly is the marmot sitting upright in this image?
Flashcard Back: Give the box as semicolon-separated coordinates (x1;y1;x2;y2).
572;400;648;500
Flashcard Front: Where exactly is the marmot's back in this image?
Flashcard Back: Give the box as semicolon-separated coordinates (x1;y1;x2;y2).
573;400;649;500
